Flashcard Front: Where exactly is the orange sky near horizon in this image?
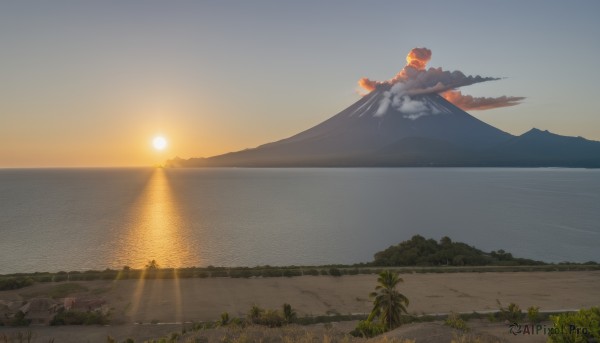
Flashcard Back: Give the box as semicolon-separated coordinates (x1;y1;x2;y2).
1;2;600;167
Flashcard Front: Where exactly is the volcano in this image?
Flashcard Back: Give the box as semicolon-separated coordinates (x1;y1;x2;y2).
169;87;600;168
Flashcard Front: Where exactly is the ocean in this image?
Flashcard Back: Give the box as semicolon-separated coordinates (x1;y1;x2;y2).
0;168;598;273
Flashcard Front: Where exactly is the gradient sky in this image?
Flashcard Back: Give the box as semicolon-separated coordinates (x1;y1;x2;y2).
1;1;599;167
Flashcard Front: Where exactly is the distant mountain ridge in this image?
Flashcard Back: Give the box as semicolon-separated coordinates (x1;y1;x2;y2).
168;89;600;168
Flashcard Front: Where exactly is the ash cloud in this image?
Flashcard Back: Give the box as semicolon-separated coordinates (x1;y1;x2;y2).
441;90;525;111
358;47;524;116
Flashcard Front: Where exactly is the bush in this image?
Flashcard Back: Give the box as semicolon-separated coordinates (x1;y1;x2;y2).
4;311;31;327
53;272;69;282
548;307;600;343
229;269;254;278
444;313;469;331
210;270;229;277
0;277;34;291
328;268;342;277
506;303;523;322
283;303;296;323
257;309;284;327
347;268;359;275
50;309;110;325
282;269;302;277
350;320;386;338
304;269;320;276
248;305;263;324
497;301;522;322
219;312;230;326
259;269;282;277
527;306;540;324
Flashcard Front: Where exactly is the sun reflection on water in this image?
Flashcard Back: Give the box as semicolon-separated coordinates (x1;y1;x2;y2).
119;168;195;269
119;168;192;322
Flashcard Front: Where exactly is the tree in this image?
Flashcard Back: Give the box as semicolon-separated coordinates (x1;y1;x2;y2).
145;260;159;270
368;270;409;330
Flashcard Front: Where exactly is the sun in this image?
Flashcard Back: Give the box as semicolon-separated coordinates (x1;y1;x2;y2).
152;136;167;151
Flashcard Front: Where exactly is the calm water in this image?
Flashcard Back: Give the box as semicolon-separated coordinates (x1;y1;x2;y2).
0;168;599;273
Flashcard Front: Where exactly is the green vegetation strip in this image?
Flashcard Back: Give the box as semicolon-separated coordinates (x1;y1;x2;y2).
1;236;598;291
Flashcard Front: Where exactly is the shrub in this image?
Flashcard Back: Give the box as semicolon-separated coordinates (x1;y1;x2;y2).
0;277;34;291
282;269;302;277
328;268;342;277
3;311;31;327
527;306;540;324
283;303;296;323
229;269;254;278
210;270;229;277
548;307;599;343
248;305;263;324
259;269;282;277
304;269;319;276
258;309;284;327
54;272;68;282
347;268;359;275
507;303;523;322
33;274;53;283
444;313;469;331
350;320;386;338
219;312;230;326
497;301;522;322
50;309;110;325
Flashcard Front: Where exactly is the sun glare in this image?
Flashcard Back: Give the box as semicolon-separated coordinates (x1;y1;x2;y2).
152;136;167;151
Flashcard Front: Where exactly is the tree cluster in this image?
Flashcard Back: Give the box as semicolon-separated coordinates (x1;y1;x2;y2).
372;235;543;266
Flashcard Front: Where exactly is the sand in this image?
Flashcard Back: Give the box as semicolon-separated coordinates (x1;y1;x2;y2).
1;271;599;342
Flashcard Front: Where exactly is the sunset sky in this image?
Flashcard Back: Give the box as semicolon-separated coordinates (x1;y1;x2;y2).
1;1;599;167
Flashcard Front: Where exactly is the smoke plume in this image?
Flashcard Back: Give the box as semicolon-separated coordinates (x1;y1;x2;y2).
358;47;524;115
441;90;525;111
358;78;379;92
405;47;432;70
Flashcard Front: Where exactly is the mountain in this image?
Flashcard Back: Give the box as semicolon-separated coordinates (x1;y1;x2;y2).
168;88;600;168
487;128;600;167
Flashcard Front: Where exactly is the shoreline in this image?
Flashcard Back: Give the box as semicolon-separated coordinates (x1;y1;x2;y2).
3;263;599;280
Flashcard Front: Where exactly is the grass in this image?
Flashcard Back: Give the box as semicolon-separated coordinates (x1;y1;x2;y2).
20;282;88;299
144;324;420;343
444;313;469;331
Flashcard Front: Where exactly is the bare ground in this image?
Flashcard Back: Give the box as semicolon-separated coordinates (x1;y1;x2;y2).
0;271;598;342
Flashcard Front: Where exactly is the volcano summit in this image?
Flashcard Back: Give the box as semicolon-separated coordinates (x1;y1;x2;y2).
169;48;600;168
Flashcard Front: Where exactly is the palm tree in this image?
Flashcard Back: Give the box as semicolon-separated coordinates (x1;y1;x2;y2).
368;270;409;330
145;259;159;270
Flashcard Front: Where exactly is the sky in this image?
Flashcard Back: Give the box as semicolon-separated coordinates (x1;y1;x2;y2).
1;1;599;167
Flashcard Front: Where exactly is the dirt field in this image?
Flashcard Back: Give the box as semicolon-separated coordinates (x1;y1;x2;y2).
1;271;598;342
